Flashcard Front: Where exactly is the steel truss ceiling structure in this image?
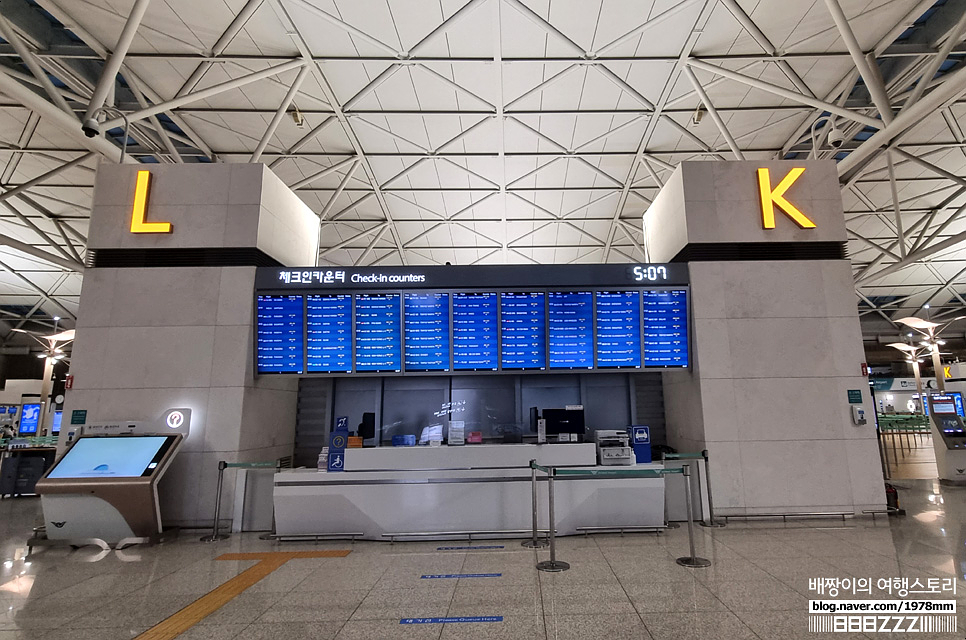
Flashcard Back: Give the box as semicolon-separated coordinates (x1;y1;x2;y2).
1;0;966;339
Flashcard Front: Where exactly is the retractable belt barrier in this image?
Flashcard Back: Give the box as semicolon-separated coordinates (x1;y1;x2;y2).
664;451;725;528
201;460;281;543
528;461;711;572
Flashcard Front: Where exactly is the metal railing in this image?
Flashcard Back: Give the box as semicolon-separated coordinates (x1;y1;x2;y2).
528;461;711;572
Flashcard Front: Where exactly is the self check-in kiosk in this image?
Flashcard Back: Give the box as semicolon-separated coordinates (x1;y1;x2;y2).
35;408;190;545
926;395;966;484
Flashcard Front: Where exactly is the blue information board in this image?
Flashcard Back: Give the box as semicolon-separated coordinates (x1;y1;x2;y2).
404;292;450;372
452;292;498;371
500;292;546;370
19;403;40;435
306;294;352;373
548;291;593;369
595;290;642;369
642;289;689;367
255;295;304;373
355;293;402;372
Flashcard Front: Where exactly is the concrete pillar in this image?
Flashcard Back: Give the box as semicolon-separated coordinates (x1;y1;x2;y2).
63;163;319;526
645;160;884;514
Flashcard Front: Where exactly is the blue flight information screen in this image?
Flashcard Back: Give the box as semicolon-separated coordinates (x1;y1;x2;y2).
501;292;547;370
306;294;352;373
642;289;689;367
256;295;304;373
595;291;642;369
452;292;498;371
548;291;593;369
404;292;450;372
355;293;402;372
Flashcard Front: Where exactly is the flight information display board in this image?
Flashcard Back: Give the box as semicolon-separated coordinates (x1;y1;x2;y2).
595;291;642;369
548;291;593;369
501;292;547;370
306;294;352;373
355;293;402;372
253;264;689;376
255;295;304;373
452;292;498;371
642;289;689;367
404;292;450;372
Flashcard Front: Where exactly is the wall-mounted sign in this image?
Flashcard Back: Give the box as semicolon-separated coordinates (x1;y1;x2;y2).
258;263;690;290
130;170;172;234
757;168;816;230
847;389;863;404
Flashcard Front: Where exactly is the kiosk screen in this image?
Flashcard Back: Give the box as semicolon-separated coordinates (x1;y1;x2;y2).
18;403;40;434
47;436;177;479
932;400;957;414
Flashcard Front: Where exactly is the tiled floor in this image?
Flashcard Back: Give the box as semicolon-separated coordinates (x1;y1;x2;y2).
1;479;966;639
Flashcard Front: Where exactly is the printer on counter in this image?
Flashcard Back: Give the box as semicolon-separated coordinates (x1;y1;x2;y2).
595;430;633;466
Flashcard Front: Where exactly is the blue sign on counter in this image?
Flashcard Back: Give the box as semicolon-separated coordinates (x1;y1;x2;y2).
630;425;651;463
327;451;345;472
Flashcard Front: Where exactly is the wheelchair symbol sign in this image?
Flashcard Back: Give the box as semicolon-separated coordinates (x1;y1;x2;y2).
327;452;345;472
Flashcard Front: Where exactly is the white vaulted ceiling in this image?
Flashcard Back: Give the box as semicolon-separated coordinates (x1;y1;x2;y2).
1;0;966;337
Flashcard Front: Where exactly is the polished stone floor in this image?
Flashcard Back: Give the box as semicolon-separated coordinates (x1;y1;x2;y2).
1;480;965;639
881;432;938;480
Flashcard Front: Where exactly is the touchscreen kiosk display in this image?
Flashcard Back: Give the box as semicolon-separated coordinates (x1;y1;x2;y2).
19;403;40;434
934;401;956;414
47;436;177;479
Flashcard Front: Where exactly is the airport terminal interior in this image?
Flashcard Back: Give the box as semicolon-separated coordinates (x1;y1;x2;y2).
6;0;966;637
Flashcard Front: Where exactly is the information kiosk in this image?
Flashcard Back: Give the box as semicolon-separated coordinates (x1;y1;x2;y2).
36;434;182;544
926;394;966;484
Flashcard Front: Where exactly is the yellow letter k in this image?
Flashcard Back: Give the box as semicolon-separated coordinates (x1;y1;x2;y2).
757;167;816;229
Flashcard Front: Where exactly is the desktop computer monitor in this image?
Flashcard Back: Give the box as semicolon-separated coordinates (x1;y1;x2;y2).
359;412;376;440
543;408;585;435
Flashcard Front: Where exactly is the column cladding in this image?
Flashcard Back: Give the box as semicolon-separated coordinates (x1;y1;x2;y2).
63;163;318;526
645;161;884;514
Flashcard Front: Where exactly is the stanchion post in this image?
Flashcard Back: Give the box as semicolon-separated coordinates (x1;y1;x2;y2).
536;467;569;572
699;450;725;528
676;465;711;568
200;460;230;542
522;460;548;548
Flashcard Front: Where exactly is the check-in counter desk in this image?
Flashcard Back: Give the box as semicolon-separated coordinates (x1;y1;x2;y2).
273;444;665;540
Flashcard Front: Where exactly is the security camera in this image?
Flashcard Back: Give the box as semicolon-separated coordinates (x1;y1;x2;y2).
827;126;846;149
81;118;100;138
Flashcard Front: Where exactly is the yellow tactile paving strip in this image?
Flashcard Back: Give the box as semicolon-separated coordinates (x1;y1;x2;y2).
135;550;352;640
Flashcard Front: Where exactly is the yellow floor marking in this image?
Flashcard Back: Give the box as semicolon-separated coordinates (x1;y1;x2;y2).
135;550;351;640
